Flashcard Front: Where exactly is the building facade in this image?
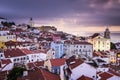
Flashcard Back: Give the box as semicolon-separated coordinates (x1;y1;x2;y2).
50;41;64;58
88;28;110;51
65;41;93;58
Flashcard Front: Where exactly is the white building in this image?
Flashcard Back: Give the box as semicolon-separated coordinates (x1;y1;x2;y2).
66;56;96;80
21;49;47;63
88;28;111;51
0;48;47;65
3;48;27;63
65;41;93;58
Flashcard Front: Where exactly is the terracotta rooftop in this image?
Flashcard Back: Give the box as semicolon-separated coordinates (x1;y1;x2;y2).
66;55;84;69
5;41;28;46
4;48;26;58
27;61;44;69
90;33;100;38
34;61;44;67
66;55;76;65
21;48;33;54
27;63;35;69
77;75;93;80
31;49;46;54
50;58;66;67
17;68;60;80
73;41;92;45
1;59;12;64
99;72;114;80
93;52;103;57
69;59;84;69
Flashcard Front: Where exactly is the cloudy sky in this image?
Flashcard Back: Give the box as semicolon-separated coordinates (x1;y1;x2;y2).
0;0;120;38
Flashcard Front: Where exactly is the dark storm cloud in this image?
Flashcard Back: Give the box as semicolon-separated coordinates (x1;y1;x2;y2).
0;0;120;26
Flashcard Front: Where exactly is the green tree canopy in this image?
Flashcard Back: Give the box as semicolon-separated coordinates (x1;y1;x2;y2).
7;67;26;80
1;21;15;28
110;42;116;50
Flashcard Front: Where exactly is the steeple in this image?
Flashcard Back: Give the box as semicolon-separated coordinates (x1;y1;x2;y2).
104;27;110;39
28;17;34;27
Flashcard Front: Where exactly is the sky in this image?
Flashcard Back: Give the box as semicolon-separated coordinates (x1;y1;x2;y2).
0;0;120;42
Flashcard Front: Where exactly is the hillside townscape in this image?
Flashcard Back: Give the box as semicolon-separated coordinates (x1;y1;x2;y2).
0;17;120;80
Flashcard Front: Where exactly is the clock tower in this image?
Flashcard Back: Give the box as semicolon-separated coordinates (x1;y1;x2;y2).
104;27;110;39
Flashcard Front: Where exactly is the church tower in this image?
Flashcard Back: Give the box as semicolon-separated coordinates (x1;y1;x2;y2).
28;17;34;27
104;27;110;39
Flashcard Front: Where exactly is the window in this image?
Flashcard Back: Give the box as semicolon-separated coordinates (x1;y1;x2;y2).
84;46;86;48
53;53;55;55
23;57;26;60
89;49;91;52
76;45;78;48
14;59;16;62
27;56;29;60
79;49;81;52
1;54;3;57
17;58;19;61
103;42;104;47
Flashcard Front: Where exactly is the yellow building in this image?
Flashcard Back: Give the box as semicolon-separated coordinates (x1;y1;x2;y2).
88;28;110;51
0;41;6;49
0;34;16;42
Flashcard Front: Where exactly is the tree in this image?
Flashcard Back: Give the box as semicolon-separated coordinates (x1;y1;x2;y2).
7;67;26;80
1;21;15;28
110;42;116;50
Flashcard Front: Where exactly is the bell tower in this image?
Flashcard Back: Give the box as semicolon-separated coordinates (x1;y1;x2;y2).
28;17;34;27
104;27;110;39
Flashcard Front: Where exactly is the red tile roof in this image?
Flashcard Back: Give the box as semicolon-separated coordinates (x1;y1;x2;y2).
93;52;103;57
50;58;66;67
73;41;92;45
5;41;24;46
90;33;100;38
27;61;44;69
69;59;84;69
99;72;113;80
31;49;46;54
21;48;33;54
41;68;60;80
1;59;12;64
4;48;26;58
17;68;60;80
66;55;84;69
66;55;76;65
27;63;35;69
77;75;93;80
34;61;44;67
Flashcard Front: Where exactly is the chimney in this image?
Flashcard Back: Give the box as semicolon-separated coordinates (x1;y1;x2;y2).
23;71;28;77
